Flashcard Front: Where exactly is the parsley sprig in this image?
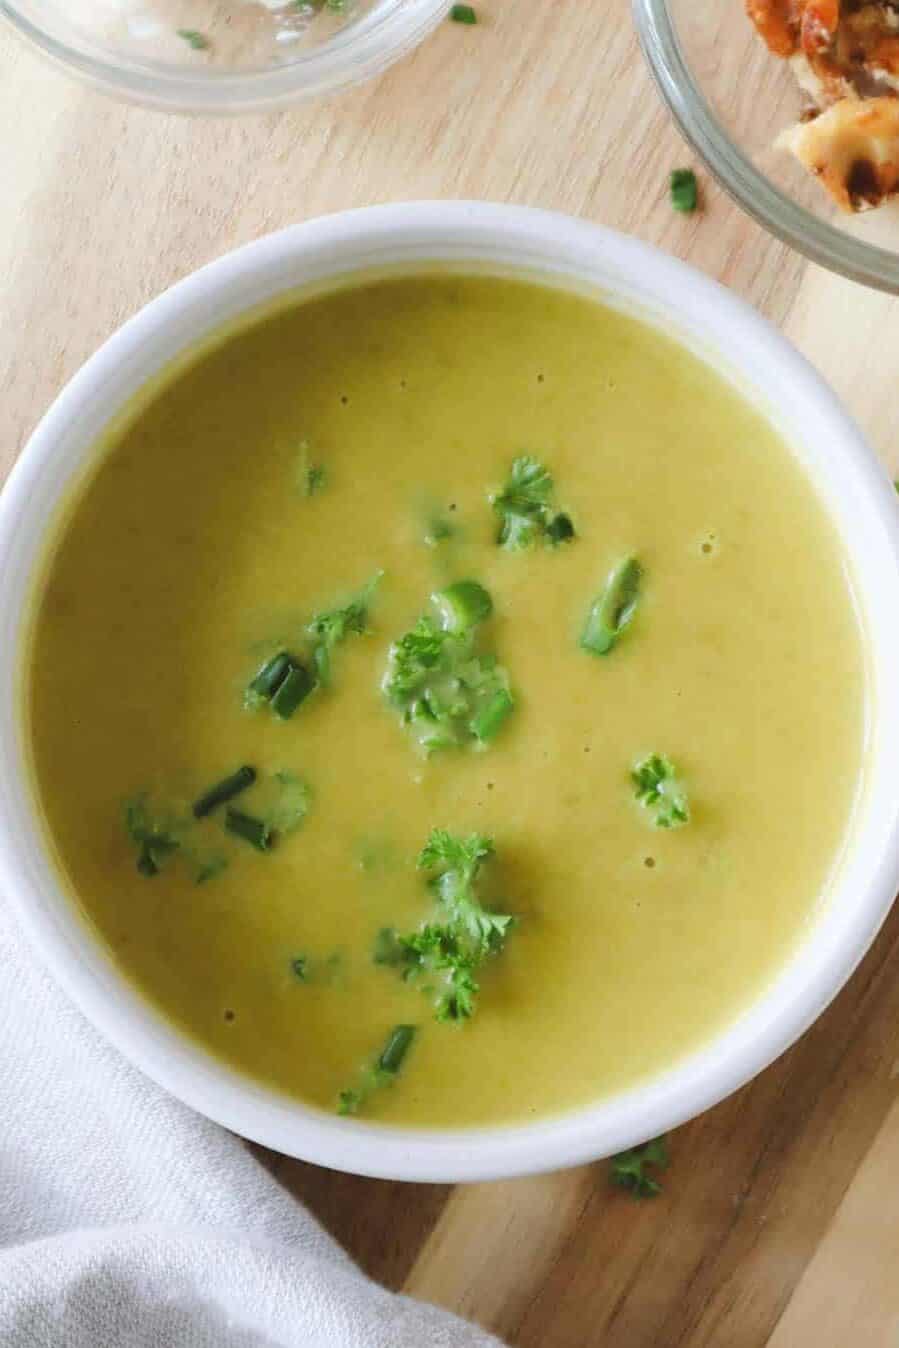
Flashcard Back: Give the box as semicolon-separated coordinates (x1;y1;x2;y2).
610;1136;670;1197
376;830;514;1022
306;572;382;685
490;455;575;551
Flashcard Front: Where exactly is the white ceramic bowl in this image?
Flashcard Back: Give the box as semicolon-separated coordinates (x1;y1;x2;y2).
3;202;899;1183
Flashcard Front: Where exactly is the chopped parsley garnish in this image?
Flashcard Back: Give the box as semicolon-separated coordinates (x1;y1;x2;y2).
490;455;575;551
176;28;210;49
670;168;698;213
296;441;326;497
450;3;478;21
290;950;343;983
192;766;257;819
124;796;180;877
632;754;689;829
306;572;382;686
337;1024;417;1116
424;514;455;548
265;770;312;836
375;830;514;1023
580;557;641;656
610;1136;669;1197
382;583;514;753
247;576;381;712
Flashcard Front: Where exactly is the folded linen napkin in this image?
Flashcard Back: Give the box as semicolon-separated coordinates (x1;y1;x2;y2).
0;903;503;1347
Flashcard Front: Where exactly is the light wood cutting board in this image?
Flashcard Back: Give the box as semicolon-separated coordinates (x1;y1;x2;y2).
3;3;899;1344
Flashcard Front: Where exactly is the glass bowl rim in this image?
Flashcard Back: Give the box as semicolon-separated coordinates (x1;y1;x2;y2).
632;0;899;294
0;0;451;112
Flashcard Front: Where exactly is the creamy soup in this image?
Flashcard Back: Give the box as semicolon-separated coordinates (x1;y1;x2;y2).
27;273;867;1127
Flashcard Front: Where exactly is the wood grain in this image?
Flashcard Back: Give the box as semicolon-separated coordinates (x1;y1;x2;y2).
2;1;898;1344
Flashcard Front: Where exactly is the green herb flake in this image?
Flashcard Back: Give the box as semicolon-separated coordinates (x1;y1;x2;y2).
268;770;312;836
610;1136;670;1198
296;442;326;497
490;456;575;552
124;796;181;877
581;557;642;657
450;3;477;21
632;753;690;829
337;1024;418;1116
374;830;514;1024
176;28;210;49
383;586;514;753
670;168;698;214
307;572;382;686
424;514;456;548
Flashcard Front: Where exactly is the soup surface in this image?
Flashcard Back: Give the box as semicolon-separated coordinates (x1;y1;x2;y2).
28;273;867;1127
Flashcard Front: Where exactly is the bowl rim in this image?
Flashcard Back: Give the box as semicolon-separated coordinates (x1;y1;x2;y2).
631;0;899;295
3;199;899;1183
0;0;450;112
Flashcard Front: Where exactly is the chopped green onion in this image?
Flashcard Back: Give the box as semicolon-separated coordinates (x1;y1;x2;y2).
432;580;493;633
581;557;642;656
450;3;477;21
245;652;293;708
471;688;514;742
291;956;309;981
192;766;257;819
225;808;274;852
670;168;698;213
337;1023;419;1116
271;662;315;719
378;1024;416;1074
177;28;210;49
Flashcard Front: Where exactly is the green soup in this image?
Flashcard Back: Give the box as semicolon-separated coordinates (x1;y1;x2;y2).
26;273;867;1127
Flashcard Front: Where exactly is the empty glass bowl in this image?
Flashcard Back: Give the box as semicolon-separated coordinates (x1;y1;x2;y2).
633;0;899;292
0;0;449;111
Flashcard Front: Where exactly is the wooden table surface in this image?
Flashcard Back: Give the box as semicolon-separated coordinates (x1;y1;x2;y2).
4;3;899;1345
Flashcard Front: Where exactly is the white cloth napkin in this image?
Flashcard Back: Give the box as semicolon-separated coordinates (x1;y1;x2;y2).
0;903;503;1347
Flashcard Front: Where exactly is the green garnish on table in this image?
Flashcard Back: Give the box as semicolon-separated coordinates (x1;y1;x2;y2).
176;29;210;49
610;1136;670;1197
450;4;478;22
670;168;698;213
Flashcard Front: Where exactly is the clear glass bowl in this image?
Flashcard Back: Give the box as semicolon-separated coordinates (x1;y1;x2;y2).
633;0;899;292
0;0;449;112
